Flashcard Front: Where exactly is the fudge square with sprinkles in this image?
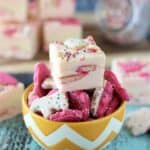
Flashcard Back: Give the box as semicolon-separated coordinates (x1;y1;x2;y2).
49;36;106;92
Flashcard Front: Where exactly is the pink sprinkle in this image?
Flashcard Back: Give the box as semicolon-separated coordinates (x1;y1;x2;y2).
119;61;145;73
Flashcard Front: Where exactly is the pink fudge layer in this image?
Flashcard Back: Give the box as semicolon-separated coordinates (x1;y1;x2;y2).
40;0;75;19
0;72;24;122
0;0;28;22
49;36;106;92
43;18;82;51
0;21;39;60
112;58;150;104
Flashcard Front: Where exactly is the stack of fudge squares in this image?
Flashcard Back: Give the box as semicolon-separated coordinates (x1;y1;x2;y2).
0;0;82;59
0;0;39;60
42;0;82;51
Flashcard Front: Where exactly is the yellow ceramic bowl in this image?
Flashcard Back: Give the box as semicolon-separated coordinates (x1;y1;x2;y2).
22;84;126;150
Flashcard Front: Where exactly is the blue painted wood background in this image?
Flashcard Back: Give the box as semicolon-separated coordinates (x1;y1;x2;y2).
76;0;98;12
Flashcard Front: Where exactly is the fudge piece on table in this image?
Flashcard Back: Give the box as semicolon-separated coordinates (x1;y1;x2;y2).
0;72;24;122
40;0;75;19
43;18;82;51
112;58;150;104
49;36;106;92
0;0;28;22
126;108;150;136
0;21;39;60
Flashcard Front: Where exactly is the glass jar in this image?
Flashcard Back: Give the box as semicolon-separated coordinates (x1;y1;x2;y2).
95;0;150;45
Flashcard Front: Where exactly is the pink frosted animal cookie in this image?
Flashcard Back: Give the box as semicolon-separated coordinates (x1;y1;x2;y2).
126;108;150;136
49;109;83;122
28;63;50;106
96;82;114;118
104;70;129;101
30;89;69;119
105;95;120;116
68;91;91;120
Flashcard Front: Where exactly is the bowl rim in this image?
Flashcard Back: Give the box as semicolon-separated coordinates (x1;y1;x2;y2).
23;84;126;125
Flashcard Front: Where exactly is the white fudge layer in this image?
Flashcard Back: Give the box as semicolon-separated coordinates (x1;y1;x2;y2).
0;0;28;21
40;0;75;19
0;21;39;60
43;18;82;51
0;83;24;122
112;58;150;104
49;37;105;92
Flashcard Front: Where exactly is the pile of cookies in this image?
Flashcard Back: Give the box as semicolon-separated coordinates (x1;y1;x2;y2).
28;36;129;122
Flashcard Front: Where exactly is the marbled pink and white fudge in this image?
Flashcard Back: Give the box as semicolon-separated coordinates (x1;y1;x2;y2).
0;21;39;60
43;18;82;51
112;58;150;104
49;36;106;92
40;0;75;19
0;72;24;122
0;0;28;22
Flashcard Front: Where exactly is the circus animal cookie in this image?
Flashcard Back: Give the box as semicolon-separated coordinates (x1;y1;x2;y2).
126;108;150;136
91;70;129;117
112;58;150;104
30;90;69;118
49;36;106;92
0;0;28;22
0;72;24;122
0;21;39;60
40;0;75;19
43;18;82;51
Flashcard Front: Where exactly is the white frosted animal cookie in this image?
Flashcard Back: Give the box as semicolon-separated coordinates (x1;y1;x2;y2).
91;87;103;117
41;77;56;89
126;108;150;136
30;90;69;118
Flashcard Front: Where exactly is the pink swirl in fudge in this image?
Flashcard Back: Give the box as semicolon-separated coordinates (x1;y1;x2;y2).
119;60;145;73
